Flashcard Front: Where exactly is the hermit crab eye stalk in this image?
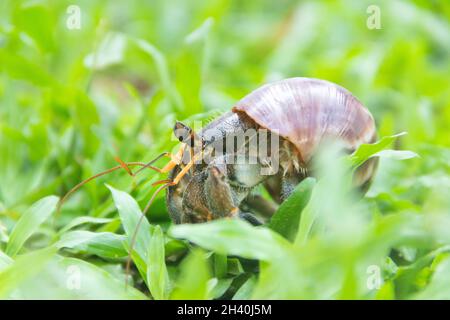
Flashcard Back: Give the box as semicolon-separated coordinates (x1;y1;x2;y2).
173;120;205;149
174;121;192;143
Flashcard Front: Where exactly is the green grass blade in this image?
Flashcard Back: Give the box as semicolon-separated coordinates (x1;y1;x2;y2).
0;247;56;298
0;250;13;271
5;255;148;299
6;195;59;257
169;219;291;261
268;178;316;241
52;257;147;299
213;253;228;278
210;278;233;299
372;149;419;161
84;32;127;69
58;216;115;235
349;132;407;168
413;256;450;300
56;231;127;259
170;249;211;300
107;185;151;264
233;276;256;300
147;225;171;299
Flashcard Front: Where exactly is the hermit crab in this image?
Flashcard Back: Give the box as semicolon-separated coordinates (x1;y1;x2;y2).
59;77;377;226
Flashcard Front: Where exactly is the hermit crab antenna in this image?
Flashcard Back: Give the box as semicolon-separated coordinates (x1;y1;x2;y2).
57;161;162;215
133;152;169;176
125;181;171;289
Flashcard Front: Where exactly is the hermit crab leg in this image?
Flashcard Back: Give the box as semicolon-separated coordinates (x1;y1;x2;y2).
124;144;201;287
58;143;192;215
150;143;204;186
57;153;169;214
170;150;205;185
159;145;186;173
114;156;134;176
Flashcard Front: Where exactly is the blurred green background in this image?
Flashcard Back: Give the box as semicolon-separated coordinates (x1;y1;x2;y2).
0;0;449;299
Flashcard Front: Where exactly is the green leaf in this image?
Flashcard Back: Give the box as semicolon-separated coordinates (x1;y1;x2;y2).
53;257;147;299
58;216;115;235
227;258;244;276
165;238;188;257
373;149;419;161
295;201;316;246
5;255;147;299
295;143;361;246
169;219;291;261
147;225;171;300
84;32;127;69
0;222;8;243
170;249;211;300
233;276;257;300
107;185;151;265
349;132;407;168
214;253;228;278
6;196;59;257
269;178;315;241
184;18;214;45
14;4;55;52
56;231;127;259
375;281;395;300
210;278;233;299
0;247;57;298
413;255;450;299
0;250;13;272
0;50;55;86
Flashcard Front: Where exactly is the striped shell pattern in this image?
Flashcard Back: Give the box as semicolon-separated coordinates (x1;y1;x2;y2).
233;77;376;163
232;77;377;186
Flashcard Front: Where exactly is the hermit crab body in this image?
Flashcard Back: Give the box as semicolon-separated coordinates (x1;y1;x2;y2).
166;77;377;224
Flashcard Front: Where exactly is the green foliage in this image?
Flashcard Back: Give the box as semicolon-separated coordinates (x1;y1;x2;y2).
107;184;151;280
56;231;127;259
0;0;449;300
170;249;212;300
269;178;316;241
107;185;151;263
147;225;171;300
0;247;57;298
6;196;59;257
349;132;417;168
0;250;13;271
170;219;291;261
